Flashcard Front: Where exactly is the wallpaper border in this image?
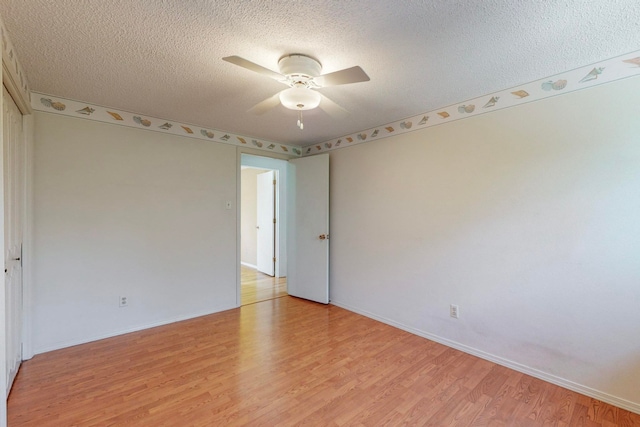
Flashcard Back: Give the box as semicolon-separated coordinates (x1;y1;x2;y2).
22;47;640;158
31;92;303;157
307;50;640;155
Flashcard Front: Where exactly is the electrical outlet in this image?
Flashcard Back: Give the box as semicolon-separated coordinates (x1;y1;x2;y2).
119;296;128;308
450;304;459;319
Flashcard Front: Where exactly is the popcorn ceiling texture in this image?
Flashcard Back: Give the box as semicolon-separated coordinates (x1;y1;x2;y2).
1;0;639;146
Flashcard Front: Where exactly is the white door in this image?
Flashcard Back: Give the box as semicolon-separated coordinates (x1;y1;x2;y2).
287;154;329;304
256;170;275;276
3;86;24;393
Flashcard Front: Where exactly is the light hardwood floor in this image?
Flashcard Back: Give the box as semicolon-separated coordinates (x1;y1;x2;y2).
8;297;640;426
241;264;287;305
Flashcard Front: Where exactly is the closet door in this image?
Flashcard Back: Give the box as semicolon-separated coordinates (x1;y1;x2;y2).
3;85;25;393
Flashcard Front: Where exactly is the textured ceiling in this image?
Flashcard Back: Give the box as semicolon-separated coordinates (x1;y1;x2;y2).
1;0;639;146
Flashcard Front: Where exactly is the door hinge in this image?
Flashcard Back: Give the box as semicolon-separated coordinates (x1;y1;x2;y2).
273;179;276;185
273;218;276;224
273;257;276;262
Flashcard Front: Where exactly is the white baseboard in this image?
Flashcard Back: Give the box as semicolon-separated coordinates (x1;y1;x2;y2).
330;299;640;415
241;262;257;269
34;304;235;355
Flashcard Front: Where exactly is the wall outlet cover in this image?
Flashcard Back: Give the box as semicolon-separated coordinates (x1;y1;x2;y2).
450;304;459;319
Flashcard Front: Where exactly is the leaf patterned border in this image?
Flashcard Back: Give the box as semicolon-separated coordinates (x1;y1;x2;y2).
31;93;302;157
307;50;640;156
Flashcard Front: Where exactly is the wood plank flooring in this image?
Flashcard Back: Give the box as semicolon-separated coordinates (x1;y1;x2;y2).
8;297;640;426
241;264;287;305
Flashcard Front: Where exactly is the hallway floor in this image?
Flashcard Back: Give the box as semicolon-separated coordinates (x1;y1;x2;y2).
241;264;287;305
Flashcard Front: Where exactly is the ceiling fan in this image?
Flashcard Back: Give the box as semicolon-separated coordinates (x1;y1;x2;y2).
223;54;370;129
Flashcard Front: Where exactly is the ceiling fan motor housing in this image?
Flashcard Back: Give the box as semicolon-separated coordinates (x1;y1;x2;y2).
278;54;322;81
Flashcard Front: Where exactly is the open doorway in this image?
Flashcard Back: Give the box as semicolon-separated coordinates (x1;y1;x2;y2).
240;155;288;305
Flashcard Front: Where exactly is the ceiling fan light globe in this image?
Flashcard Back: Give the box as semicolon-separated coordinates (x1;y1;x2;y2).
279;87;321;111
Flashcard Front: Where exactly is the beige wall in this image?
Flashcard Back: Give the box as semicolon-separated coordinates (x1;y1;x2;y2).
241;168;261;266
32;112;237;353
328;75;640;409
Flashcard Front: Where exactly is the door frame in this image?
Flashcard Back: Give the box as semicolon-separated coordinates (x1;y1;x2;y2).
3;84;26;394
255;169;276;276
2;57;34;426
242;166;279;275
236;148;292;307
240;157;287;278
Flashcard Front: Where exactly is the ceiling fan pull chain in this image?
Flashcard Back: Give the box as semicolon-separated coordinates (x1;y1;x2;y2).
297;110;304;130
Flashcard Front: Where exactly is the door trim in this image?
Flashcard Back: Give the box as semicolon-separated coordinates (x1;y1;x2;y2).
2;61;31;116
1;83;32;427
235;147;294;307
2;24;33;427
256;170;275;276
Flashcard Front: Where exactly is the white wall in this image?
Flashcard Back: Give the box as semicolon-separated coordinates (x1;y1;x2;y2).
33;112;237;353
240;168;260;266
329;76;640;410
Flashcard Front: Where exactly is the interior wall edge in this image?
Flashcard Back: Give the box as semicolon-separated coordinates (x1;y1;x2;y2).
0;50;7;427
330;299;640;415
21;113;35;360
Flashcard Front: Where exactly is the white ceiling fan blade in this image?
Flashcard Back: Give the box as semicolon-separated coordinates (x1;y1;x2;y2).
248;92;282;115
319;93;349;119
223;56;286;82
315;66;370;87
